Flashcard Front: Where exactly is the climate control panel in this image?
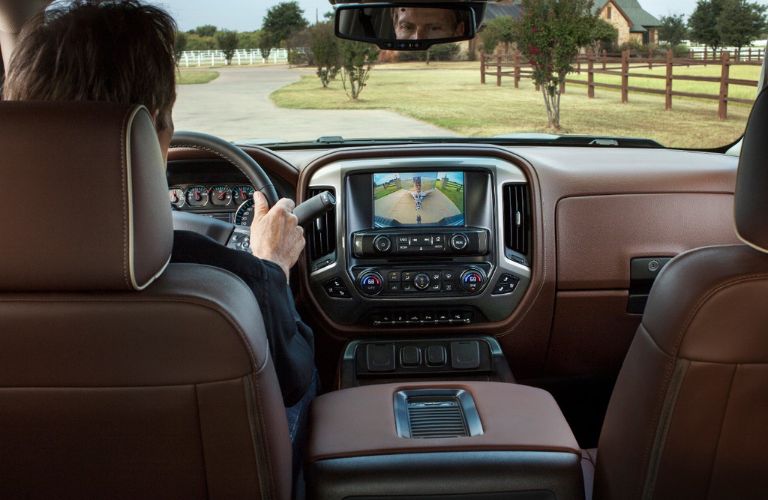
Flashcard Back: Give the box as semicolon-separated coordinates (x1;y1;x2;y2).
353;229;489;258
353;265;490;297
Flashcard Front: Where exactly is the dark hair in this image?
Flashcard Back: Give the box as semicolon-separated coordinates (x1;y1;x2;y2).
3;0;177;130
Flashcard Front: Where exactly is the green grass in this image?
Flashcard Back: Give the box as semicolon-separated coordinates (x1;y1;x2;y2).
435;180;464;212
374;184;400;200
271;62;759;148
178;70;220;85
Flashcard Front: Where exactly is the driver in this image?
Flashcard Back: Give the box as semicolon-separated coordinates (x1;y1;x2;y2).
2;0;316;466
392;6;466;40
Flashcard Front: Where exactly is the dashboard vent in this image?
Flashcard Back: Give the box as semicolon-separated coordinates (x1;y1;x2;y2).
307;187;337;268
503;183;532;265
407;398;469;439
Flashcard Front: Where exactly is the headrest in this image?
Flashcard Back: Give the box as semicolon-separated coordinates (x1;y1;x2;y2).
735;87;768;253
0;102;172;291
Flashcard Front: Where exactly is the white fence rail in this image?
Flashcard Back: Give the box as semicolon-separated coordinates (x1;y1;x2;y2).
178;48;290;67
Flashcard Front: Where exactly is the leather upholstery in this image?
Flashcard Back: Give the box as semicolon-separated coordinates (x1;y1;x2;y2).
0;103;291;499
735;87;768;253
594;246;768;500
0;101;172;291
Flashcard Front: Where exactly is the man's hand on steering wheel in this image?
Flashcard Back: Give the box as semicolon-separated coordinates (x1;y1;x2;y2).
249;191;306;281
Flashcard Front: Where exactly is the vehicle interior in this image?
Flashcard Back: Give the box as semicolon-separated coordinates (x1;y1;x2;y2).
1;0;767;499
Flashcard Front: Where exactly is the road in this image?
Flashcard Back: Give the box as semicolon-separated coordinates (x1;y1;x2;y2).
375;189;461;225
174;66;456;142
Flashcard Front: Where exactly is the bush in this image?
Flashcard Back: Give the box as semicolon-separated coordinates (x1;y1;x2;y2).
309;23;340;87
288;48;309;66
673;44;691;58
215;30;239;65
339;41;379;100
619;39;646;57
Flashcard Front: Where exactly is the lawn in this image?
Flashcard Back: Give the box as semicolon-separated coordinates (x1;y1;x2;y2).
178;70;220;85
374;184;400;200
435;179;464;212
271;62;758;148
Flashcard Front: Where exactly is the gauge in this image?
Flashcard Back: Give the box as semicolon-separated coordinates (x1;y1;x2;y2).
185;186;209;207
169;188;185;209
210;185;233;207
233;185;255;204
234;199;255;227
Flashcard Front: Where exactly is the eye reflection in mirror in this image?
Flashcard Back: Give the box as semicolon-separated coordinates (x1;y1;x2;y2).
391;7;466;40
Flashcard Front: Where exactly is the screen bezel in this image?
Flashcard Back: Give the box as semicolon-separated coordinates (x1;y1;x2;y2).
371;170;467;228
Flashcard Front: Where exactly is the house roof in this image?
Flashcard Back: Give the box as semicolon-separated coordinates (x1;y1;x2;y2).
596;0;662;32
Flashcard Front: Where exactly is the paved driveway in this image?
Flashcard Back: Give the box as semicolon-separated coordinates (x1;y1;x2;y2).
174;66;456;143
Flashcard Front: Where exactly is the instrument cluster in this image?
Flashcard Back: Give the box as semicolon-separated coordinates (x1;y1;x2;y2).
169;184;255;210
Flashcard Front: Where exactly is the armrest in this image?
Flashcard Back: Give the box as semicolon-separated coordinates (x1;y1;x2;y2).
309;381;580;462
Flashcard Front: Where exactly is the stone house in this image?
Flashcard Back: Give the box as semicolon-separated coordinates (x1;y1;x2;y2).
594;0;661;46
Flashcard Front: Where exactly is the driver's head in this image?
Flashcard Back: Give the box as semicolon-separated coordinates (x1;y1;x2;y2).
3;0;177;159
391;7;465;40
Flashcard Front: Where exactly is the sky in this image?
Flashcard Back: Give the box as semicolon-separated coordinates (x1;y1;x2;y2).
150;0;768;32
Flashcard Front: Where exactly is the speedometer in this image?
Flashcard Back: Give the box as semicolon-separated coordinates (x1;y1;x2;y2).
186;186;209;207
234;199;255;227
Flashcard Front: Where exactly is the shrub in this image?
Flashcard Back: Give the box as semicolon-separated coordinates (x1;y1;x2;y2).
309;23;340;87
339;41;379;100
215;30;239;65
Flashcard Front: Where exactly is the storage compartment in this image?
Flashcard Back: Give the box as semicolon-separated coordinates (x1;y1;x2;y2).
308;382;584;499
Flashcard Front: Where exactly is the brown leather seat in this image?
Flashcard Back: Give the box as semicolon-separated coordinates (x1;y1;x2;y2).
0;102;292;499
589;87;768;499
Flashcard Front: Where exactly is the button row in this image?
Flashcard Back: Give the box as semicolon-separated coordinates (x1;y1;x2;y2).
372;311;473;326
323;277;352;298
491;273;520;295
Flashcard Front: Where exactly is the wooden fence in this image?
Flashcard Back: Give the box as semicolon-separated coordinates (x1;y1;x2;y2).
480;49;760;120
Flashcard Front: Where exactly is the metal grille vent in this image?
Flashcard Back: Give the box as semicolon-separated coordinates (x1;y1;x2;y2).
406;399;469;439
307;188;337;265
503;183;532;264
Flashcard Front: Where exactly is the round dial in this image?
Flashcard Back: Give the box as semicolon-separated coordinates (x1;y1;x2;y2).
233;185;255;205
185;186;209;207
210;185;233;207
234;199;255;227
169;188;185;209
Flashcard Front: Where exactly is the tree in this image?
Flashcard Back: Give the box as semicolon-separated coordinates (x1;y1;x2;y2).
310;22;340;87
512;0;599;130
339;41;379;100
215;30;239;65
192;25;218;38
258;31;274;60
689;0;725;54
480;16;516;54
262;1;308;48
659;14;688;47
174;31;188;60
717;0;767;51
591;18;618;51
238;31;261;50
186;33;215;51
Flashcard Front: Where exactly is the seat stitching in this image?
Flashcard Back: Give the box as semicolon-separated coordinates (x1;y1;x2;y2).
119;108;131;288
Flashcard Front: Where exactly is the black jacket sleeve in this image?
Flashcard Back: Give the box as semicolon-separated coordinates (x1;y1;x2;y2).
171;230;315;407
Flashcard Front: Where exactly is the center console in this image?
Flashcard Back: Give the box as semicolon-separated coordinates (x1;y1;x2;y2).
308;382;585;499
306;156;532;328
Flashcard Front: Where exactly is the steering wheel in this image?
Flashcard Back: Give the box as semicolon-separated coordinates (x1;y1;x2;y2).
169;131;279;250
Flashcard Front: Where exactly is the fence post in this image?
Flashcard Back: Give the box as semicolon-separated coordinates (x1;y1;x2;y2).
514;50;521;88
577;57;581;75
621;49;629;103
496;54;502;87
602;49;607;70
648;47;653;69
587;51;595;98
718;51;730;120
665;49;673;111
480;54;486;84
704;46;708;67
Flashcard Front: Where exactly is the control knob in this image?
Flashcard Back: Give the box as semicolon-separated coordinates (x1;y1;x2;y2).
359;272;384;295
460;268;486;293
413;273;431;290
450;233;469;251
373;235;392;253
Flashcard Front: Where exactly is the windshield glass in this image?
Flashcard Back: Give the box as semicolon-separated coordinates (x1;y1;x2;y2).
158;0;766;149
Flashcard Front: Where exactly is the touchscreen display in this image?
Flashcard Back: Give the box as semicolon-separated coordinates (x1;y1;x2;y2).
373;171;465;227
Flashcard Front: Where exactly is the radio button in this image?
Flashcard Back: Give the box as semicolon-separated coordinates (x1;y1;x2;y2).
433;235;444;244
413;273;431;290
397;236;410;244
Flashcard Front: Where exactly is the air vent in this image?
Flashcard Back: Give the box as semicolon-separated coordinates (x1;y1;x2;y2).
503;183;532;265
407;399;469;438
394;389;483;439
307;187;337;268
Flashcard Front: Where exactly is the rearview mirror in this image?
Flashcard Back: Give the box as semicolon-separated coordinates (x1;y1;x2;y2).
335;3;481;51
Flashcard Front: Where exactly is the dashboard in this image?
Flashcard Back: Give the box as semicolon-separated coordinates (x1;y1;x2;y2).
169;183;255;225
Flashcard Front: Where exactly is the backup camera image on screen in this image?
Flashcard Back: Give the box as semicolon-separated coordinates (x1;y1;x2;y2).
373;172;465;227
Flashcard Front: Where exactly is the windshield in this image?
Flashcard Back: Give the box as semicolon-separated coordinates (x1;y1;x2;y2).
159;0;766;149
